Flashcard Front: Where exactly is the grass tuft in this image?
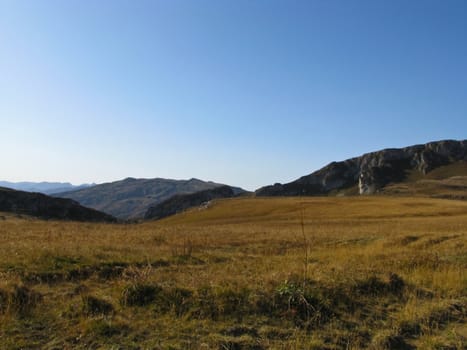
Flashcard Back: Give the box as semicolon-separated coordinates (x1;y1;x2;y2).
81;295;114;316
0;285;42;316
120;283;161;307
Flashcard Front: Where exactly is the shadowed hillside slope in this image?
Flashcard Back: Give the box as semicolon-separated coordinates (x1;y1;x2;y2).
144;185;237;220
55;177;244;219
0;187;116;222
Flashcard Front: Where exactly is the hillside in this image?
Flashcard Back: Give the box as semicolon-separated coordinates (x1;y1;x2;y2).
1;196;466;349
256;139;467;198
0;181;94;195
144;185;237;220
0;187;116;222
54;177;244;219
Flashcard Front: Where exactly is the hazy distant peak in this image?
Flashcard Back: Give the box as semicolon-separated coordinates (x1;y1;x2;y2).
0;181;94;195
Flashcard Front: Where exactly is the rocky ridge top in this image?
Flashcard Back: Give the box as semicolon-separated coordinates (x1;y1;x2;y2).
256;140;467;196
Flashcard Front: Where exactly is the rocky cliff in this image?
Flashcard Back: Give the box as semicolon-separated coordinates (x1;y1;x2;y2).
0;187;116;222
256;140;467;196
144;185;236;220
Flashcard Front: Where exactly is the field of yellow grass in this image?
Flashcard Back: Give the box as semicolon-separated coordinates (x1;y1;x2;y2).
0;196;466;349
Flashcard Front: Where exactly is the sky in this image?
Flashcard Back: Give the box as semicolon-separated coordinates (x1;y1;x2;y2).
1;0;466;191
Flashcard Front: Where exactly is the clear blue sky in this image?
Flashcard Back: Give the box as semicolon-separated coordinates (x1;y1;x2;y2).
1;0;466;190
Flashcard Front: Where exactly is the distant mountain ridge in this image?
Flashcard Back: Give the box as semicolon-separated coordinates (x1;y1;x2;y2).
256;139;467;197
55;177;245;219
0;181;94;195
0;187;116;222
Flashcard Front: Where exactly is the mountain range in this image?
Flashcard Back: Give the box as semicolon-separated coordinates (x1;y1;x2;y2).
54;177;246;219
0;181;94;195
1;139;466;221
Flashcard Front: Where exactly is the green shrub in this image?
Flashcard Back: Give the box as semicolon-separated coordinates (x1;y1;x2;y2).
274;279;333;327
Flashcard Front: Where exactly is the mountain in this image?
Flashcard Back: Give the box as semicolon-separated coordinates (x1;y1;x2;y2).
0;181;94;195
0;187;116;222
256;139;467;198
144;185;237;220
54;177;245;219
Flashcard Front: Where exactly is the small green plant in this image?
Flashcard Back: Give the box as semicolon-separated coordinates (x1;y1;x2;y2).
276;279;305;308
275;279;333;327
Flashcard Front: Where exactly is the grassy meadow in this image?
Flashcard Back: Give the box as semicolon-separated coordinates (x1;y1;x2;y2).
0;196;466;349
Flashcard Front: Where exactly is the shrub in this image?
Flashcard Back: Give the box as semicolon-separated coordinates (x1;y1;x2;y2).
274;279;333;327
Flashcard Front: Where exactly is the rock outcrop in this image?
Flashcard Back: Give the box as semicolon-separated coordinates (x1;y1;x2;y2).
256;140;467;196
0;187;117;222
144;185;236;220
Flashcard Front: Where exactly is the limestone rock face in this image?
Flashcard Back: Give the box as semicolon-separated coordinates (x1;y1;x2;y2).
256;140;467;197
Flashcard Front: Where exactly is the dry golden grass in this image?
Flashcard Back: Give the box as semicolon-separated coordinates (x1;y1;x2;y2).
0;196;466;349
383;161;467;200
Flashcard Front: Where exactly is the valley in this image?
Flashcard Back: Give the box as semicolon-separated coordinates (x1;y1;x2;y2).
0;196;465;349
